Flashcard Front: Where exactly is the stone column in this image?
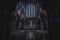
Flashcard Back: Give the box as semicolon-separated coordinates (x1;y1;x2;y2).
40;22;44;30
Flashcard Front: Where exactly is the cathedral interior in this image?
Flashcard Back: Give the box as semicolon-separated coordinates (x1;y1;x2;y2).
1;0;60;40
8;0;48;40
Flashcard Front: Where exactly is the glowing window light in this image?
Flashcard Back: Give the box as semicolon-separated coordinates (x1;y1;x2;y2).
23;3;37;17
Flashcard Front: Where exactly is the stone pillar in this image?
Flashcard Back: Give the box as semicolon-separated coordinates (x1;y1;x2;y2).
40;22;44;30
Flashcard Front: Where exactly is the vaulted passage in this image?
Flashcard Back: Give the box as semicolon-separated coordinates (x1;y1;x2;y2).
8;0;48;40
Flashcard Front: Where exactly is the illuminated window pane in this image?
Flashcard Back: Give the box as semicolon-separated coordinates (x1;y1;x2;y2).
26;32;36;40
24;4;37;17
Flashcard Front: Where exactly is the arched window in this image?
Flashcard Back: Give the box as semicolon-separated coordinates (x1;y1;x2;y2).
23;3;37;17
26;32;36;40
